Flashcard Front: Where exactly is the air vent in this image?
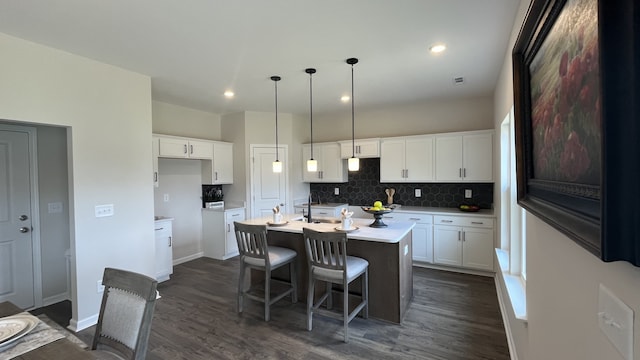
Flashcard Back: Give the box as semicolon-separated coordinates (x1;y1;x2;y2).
453;77;465;85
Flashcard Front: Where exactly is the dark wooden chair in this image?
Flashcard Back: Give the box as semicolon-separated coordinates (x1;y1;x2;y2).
234;221;297;321
303;227;368;342
91;267;158;360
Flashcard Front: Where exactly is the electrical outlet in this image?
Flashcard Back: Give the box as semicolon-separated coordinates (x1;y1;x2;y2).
598;284;634;359
95;204;114;217
465;189;472;198
163;194;170;202
334;187;339;195
97;280;105;293
414;189;422;197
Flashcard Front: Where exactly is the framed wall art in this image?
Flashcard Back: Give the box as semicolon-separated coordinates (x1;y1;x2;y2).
512;0;639;265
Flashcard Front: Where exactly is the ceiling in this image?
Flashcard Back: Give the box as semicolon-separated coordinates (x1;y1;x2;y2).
0;0;520;116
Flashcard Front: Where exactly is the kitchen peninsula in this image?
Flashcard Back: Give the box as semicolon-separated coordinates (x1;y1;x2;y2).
241;216;415;324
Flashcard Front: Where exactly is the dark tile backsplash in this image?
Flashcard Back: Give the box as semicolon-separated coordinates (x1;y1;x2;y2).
310;158;493;209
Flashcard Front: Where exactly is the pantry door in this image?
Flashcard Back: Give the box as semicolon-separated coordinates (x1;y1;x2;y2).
250;145;288;218
0;125;37;309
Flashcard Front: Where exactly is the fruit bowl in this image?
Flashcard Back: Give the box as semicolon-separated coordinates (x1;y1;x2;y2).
361;206;394;227
458;204;480;212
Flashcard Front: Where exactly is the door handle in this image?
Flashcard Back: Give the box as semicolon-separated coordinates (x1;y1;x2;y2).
19;227;29;233
168;236;172;247
19;215;28;221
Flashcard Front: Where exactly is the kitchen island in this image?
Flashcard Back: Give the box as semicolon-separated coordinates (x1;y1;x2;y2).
240;216;415;324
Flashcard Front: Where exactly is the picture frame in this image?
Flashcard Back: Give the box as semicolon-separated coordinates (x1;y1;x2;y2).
513;0;639;265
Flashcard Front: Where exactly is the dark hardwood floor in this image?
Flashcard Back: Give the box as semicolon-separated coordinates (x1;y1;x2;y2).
41;258;510;359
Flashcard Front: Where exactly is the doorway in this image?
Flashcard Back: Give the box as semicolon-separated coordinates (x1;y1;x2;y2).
250;145;289;218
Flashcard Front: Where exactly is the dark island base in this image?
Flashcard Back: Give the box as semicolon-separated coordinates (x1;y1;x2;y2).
250;230;413;324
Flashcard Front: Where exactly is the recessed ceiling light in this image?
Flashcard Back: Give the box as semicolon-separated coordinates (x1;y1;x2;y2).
341;95;350;103
429;44;446;53
224;90;234;98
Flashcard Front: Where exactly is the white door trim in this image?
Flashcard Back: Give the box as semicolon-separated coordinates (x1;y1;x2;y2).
0;123;43;309
249;144;289;218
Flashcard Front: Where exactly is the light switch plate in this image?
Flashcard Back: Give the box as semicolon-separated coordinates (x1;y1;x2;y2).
465;189;472;198
414;189;422;197
334;187;340;195
48;202;63;214
598;284;634;359
96;280;105;293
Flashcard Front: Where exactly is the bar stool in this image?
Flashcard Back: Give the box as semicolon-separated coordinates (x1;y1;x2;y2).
303;227;368;342
234;222;297;321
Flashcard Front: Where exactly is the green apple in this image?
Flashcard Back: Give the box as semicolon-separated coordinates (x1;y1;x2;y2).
373;200;383;208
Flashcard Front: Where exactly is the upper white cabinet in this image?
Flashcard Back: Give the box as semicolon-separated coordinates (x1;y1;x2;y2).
302;143;348;183
157;135;213;159
338;138;380;159
204;141;234;184
435;131;493;182
380;135;434;182
152;136;159;188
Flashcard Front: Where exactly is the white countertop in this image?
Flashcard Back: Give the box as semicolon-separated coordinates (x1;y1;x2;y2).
241;215;415;244
392;205;495;218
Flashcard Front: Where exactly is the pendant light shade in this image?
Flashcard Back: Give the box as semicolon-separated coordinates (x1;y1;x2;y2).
271;75;282;173
347;58;359;171
305;68;318;172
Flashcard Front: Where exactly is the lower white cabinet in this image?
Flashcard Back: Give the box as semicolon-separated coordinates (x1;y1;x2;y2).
154;218;173;282
202;208;246;260
433;215;494;271
385;212;433;263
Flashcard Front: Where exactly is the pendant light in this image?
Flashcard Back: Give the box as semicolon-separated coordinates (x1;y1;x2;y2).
305;68;318;172
347;58;359;171
271;75;283;173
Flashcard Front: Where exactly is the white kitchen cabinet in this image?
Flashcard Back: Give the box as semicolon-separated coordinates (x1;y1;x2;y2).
202;141;234;184
338;138;380;159
157;135;213;159
302;143;347;183
154;218;173;282
294;203;349;219
433;215;494;271
385;212;433;263
202;208;245;260
152;136;159;188
380;135;434;182
435;131;493;182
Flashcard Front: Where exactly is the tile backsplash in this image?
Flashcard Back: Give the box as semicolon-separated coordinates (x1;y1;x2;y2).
309;158;493;209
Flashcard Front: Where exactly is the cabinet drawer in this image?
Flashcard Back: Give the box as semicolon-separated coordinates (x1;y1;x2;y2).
386;212;433;224
434;215;494;228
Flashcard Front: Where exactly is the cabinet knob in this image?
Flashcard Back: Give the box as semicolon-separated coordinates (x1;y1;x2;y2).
471;221;483;225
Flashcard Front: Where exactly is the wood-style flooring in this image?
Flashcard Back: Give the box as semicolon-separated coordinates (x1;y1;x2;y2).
44;258;510;359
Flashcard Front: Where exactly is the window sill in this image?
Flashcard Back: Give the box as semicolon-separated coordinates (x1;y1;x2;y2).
495;248;527;321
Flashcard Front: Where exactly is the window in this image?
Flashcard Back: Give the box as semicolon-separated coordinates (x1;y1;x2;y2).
497;107;527;320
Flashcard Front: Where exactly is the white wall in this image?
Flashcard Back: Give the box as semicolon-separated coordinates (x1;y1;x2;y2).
0;32;154;330
152;101;221;139
154;158;204;263
493;2;640;359
312;95;494;141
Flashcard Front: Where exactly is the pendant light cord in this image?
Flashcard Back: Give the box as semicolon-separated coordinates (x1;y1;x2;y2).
309;71;314;159
350;61;356;157
272;76;280;161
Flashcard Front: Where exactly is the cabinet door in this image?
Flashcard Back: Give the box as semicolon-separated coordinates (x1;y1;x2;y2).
435;135;463;181
405;137;434;182
319;143;347;182
213;142;234;184
158;137;189;158
412;222;433;263
154;221;173;282
188;140;213;159
462;133;493;182
433;225;462;266
462;227;494;271
152;137;159;187
356;140;380;158
380;139;406;182
225;210;245;256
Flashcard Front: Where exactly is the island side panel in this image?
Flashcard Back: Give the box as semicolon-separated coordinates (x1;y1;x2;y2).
257;229;411;324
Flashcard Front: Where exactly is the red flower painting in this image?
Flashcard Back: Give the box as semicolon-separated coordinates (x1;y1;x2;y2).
529;0;600;185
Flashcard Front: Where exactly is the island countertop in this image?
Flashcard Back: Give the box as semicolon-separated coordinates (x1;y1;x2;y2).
240;215;415;243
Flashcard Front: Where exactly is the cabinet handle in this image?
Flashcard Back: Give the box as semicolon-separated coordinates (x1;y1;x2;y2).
184;144;188;154
318;212;329;215
232;214;240;217
190;144;194;154
441;220;453;223
471;221;484;225
409;217;421;221
463;168;467;178
169;236;172;247
459;168;462;178
214;171;218;181
458;231;461;241
462;232;465;242
154;172;158;182
227;224;230;232
405;169;408;178
155;227;163;231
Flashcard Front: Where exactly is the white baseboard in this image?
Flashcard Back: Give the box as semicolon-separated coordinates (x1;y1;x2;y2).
173;252;203;266
412;262;495;277
69;313;98;332
42;292;70;307
495;275;518;360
